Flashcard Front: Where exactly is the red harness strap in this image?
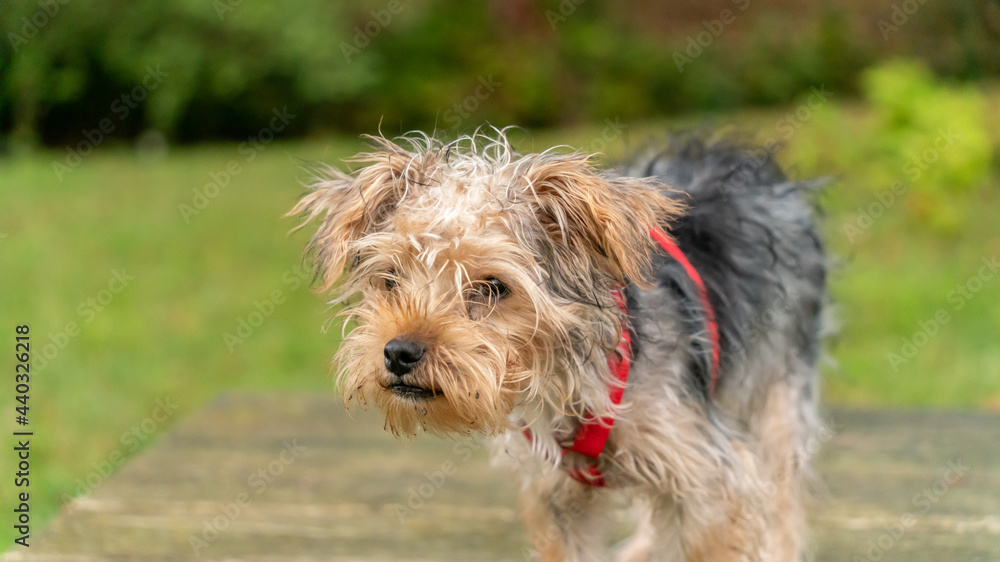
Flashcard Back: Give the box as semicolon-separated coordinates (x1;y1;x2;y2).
523;227;720;487
648;227;720;395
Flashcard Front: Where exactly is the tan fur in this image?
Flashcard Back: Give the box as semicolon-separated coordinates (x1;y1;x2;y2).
518;469;609;562
290;131;681;437
523;154;680;286
753;383;809;561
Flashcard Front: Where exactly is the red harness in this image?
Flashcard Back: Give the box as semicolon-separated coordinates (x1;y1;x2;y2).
523;227;720;487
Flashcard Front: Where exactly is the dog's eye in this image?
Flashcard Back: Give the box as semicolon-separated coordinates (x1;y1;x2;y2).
477;277;510;301
381;269;398;292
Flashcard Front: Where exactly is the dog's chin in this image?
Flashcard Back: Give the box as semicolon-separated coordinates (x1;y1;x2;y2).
386;382;443;400
370;380;514;437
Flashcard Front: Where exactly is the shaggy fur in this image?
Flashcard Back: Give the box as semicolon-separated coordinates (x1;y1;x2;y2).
290;129;828;561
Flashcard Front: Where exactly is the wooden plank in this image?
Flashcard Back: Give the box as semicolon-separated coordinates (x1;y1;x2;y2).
5;393;999;561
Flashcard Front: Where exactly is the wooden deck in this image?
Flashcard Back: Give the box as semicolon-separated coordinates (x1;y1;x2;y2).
6;392;999;561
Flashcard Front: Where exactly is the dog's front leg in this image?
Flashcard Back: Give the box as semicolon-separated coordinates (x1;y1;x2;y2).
518;469;609;562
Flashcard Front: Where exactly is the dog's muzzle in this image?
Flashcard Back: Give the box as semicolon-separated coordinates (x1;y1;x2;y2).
384;337;440;399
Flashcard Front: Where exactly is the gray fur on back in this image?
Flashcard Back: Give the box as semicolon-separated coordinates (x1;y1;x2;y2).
619;135;828;410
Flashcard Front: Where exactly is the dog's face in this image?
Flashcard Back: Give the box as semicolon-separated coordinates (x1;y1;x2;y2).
291;133;678;436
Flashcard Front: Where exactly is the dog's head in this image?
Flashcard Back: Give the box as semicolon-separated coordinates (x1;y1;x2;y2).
290;131;679;436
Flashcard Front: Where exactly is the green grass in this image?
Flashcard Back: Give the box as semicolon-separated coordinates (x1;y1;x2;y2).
0;140;357;546
2;94;999;547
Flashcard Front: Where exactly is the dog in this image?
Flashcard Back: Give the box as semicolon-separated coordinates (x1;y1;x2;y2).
290;129;828;561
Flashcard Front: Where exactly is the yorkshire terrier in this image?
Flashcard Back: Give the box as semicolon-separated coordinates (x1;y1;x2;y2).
290;129;828;561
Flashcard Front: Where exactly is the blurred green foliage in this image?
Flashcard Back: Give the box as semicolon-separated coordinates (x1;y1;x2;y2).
1;1;358;143
860;59;991;233
3;0;1000;146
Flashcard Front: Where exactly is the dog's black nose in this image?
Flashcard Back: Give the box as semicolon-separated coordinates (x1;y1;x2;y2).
384;337;426;377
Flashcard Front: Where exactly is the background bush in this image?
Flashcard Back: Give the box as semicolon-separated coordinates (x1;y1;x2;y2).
3;0;1000;147
860;60;992;234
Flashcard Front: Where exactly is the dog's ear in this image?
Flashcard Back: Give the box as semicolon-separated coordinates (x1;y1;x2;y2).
523;153;683;285
288;141;416;292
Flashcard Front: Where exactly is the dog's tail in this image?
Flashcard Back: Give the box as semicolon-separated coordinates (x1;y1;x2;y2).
621;135;829;397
